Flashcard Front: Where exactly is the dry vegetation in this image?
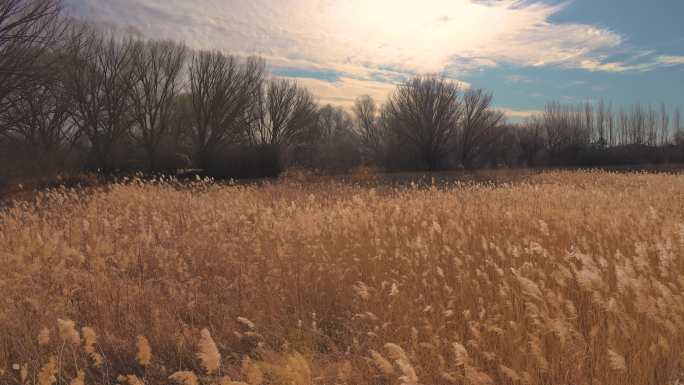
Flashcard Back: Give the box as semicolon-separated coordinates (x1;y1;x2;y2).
1;170;684;385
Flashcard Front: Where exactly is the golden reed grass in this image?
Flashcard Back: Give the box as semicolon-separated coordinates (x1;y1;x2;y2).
0;170;683;384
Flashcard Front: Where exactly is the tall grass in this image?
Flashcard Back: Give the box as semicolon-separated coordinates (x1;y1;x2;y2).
0;171;683;384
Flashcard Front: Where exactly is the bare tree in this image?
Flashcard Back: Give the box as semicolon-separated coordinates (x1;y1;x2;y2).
628;104;646;145
584;101;594;143
309;104;360;170
618;107;629;145
130;40;188;171
246;78;318;148
596;99;606;145
459;88;504;168
646;104;658;146
0;0;66;119
607;102;614;147
188;50;263;168
541;101;593;159
543;101;565;154
383;76;463;170
544;101;583;153
316;104;354;140
517;115;545;166
674;106;683;147
659;102;670;145
352;95;385;163
65;32;137;171
0;60;77;172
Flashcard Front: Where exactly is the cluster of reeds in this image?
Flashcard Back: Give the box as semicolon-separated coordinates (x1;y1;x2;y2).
1;170;683;384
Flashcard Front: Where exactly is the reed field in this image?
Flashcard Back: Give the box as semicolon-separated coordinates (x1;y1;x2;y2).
1;170;683;385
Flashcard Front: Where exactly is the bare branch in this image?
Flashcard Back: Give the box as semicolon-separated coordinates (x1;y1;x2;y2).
383;75;463;170
129;39;188;171
188;50;264;168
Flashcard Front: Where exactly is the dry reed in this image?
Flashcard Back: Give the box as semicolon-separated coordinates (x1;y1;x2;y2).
0;170;683;384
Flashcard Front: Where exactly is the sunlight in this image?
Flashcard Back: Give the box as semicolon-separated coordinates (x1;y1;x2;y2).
62;0;627;78
325;0;535;72
282;0;612;75
3;1;684;384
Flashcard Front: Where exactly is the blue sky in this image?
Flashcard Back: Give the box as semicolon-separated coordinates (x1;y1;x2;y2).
477;0;684;116
64;0;684;120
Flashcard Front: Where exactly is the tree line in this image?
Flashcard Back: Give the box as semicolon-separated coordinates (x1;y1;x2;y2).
518;101;684;167
1;0;683;181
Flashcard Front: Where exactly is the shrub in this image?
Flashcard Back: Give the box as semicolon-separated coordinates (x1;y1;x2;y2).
204;144;281;179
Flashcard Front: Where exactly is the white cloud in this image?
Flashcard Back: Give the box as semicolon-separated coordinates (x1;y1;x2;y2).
64;0;634;75
657;56;684;66
62;0;683;107
573;55;684;73
496;107;543;120
285;77;398;108
505;75;535;84
289;76;471;108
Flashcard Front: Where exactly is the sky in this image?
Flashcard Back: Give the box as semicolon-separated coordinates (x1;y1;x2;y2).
63;0;684;121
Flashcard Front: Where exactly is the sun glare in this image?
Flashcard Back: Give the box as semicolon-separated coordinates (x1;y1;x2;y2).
315;0;558;73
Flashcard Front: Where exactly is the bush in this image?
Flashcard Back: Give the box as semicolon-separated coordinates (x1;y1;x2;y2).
0;141;85;179
204;144;281;179
81;139;142;173
155;151;192;174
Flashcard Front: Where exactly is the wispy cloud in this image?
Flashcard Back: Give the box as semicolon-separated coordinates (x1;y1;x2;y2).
63;0;684;107
282;77;398;108
496;107;543;120
576;55;684;73
64;0;639;75
505;75;536;84
657;55;684;66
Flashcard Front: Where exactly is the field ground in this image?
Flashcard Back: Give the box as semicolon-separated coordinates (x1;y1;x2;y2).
1;170;684;385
